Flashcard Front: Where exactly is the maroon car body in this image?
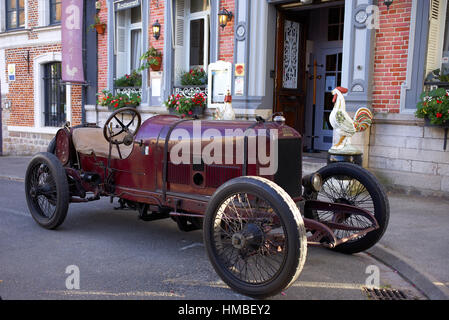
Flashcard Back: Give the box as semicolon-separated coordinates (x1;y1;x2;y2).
25;108;388;298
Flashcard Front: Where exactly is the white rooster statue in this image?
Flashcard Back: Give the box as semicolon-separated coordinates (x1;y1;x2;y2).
329;87;373;153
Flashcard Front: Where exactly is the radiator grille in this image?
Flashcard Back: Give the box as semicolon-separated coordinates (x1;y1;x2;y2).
167;162;191;185
274;138;302;198
206;165;242;188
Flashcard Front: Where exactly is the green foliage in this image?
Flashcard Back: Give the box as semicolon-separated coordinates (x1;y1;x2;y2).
415;87;449;125
114;71;142;87
138;47;162;72
180;68;207;86
97;90;141;110
164;92;206;118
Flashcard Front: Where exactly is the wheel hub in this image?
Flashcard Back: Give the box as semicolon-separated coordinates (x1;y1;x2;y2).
232;233;246;249
231;223;264;250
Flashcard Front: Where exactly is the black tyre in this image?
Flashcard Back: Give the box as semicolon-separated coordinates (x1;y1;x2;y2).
47;136;56;154
25;152;70;229
305;162;390;254
204;176;307;299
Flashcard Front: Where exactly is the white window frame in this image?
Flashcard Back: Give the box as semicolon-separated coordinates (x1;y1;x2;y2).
115;7;143;79
127;22;142;74
8;52;71;134
184;5;210;71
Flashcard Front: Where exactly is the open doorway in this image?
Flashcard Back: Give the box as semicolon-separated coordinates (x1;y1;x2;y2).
273;1;344;151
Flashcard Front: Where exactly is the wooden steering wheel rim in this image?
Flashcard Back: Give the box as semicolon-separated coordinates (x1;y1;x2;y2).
103;107;142;145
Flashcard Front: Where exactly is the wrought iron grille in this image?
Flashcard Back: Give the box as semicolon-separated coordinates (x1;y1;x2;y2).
43;62;66;127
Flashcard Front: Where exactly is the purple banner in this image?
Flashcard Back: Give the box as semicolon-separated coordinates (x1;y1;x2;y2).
62;0;85;83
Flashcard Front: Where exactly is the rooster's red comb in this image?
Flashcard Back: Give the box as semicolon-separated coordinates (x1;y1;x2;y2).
335;87;348;94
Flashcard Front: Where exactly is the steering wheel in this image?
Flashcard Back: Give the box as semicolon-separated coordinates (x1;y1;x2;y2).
103;107;142;158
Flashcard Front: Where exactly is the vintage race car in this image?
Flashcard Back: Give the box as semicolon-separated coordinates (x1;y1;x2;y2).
24;106;389;298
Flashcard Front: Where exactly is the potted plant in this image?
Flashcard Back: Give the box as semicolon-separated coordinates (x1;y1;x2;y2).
114;71;142;88
89;14;106;34
164;93;206;118
191;92;206;116
138;47;162;72
180;67;207;86
415;87;449;127
98;90;141;110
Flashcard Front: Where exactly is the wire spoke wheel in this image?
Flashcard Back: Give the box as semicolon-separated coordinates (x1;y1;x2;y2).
315;175;374;241
25;152;69;230
28;162;58;219
212;192;287;285
204;176;307;298
305;162;390;254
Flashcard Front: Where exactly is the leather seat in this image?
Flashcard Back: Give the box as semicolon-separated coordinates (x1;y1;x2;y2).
72;127;134;159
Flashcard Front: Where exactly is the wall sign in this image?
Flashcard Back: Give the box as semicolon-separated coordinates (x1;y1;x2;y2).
62;0;85;83
114;0;141;11
207;61;232;108
235;63;245;77
8;64;15;81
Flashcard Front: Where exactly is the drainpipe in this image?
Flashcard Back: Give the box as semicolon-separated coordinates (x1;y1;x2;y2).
81;0;87;125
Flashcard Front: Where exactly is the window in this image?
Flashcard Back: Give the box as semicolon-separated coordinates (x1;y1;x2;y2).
43;62;66;127
115;5;143;80
328;6;344;41
174;0;210;84
50;0;62;25
6;0;25;30
425;0;448;77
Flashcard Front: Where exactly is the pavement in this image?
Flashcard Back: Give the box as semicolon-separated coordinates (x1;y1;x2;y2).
0;155;448;300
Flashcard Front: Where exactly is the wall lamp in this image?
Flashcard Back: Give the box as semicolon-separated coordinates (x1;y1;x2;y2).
152;20;161;40
384;0;393;11
218;8;233;30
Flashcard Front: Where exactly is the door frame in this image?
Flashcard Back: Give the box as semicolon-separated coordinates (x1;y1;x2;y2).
314;47;343;150
273;9;308;135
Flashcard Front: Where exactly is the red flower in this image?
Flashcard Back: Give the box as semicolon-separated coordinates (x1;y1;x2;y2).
437;99;443;104
436;112;443;118
188;111;193;115
114;103;119;108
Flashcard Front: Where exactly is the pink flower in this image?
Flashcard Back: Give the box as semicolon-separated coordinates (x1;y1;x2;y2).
188;111;193;115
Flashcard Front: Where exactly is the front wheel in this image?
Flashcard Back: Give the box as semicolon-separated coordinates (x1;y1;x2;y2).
25;152;70;229
305;162;390;254
204;176;307;299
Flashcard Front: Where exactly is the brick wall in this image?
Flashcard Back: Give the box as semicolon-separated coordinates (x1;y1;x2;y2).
149;0;165;65
5;44;62;127
218;0;235;63
372;0;412;113
1;1;83;155
97;0;109;95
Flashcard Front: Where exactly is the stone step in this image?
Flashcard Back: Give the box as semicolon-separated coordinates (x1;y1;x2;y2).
302;156;327;175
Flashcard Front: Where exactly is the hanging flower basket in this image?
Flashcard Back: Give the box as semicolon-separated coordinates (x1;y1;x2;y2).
95;23;106;34
424;118;449;128
150;56;163;71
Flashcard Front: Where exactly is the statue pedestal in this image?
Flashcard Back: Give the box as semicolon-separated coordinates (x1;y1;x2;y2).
327;150;363;166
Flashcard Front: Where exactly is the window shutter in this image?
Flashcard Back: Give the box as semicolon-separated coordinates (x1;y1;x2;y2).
426;0;448;76
175;0;185;47
116;11;128;78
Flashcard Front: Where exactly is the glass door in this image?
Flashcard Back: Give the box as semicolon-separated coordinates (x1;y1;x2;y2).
314;48;342;150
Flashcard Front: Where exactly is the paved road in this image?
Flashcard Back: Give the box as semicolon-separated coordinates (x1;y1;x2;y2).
0;179;423;300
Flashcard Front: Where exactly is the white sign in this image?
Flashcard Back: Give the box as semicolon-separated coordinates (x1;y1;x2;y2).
8;64;15;81
207;61;232;109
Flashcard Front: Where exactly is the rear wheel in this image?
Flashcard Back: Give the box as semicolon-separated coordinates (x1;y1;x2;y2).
305;162;389;254
204;176;307;299
25;152;69;229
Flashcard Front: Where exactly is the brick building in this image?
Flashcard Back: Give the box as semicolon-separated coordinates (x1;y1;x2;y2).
0;0;84;155
1;0;449;196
